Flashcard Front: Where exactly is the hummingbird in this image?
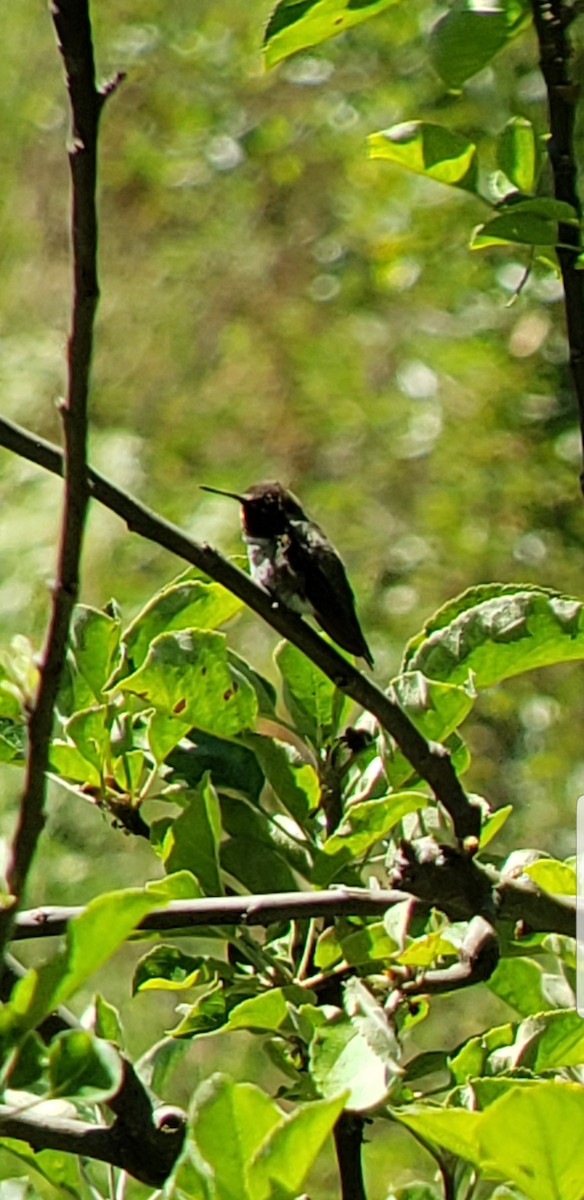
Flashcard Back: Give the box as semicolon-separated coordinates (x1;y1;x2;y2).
201;481;374;668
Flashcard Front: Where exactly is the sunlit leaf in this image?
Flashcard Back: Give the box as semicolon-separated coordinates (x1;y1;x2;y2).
310;1014;396;1110
498;117;538;193
399;1082;584;1200
479;804;513;848
487;956;546;1016
404;586;584;688
320;790;428;859
369;122;478;193
123;578;243;670
118;629;257;737
264;0;400;68
524;858;576;895
392;671;475;740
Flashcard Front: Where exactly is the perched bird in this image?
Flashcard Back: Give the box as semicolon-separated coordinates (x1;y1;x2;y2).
201;480;374;668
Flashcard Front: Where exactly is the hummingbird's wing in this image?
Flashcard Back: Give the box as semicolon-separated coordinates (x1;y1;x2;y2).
287;520;374;667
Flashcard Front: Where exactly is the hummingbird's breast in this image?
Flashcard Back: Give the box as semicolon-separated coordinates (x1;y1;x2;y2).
244;534;313;615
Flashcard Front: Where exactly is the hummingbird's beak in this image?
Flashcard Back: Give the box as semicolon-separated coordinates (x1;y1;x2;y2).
200;485;246;504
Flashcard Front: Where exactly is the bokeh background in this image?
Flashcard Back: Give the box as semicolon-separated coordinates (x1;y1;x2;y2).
1;2;584;1193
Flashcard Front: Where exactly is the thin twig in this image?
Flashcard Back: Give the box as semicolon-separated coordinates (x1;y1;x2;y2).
529;0;584;486
0;3;108;955
0;414;480;845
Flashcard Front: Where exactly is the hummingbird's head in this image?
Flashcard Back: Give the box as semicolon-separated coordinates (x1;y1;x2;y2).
201;481;305;538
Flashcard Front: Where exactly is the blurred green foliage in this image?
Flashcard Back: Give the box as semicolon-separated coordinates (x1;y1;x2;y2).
2;3;584;1190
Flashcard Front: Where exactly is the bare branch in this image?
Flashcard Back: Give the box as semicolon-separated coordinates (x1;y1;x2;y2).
398;914;499;996
0;415;479;845
334;1113;367;1200
0;3;107;954
11;874;576;942
0;1098;185;1188
529;0;584;486
13;889;411;940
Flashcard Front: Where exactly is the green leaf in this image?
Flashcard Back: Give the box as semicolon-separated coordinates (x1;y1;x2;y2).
221;834;299;893
1;880;174;1045
471;210;562;249
49;740;101;786
320;791;428;860
69;605;121;700
170;981;229;1037
396;930;458;968
310;1013;395;1110
497;196;578;222
124;578;243;670
498;117;538;193
392;672;475;741
220;794;314;879
472;197;578;250
252;1090;347;1197
487;957;546;1017
429;0;530;88
368;122;478;194
224;987;304;1033
0;675;24;721
243;733;320;825
0;719;26;764
134;946;223;993
136;1035;189;1099
524;858;576;895
190;1073;282;1200
479;804;513;848
6;1032;46;1089
0;1141;81;1198
112;748;147;795
404;587;584;688
147;710;190;765
168;730;265;802
515;1010;584;1071
62;705;111;771
91;992;125;1046
275;640;349;744
344;976;401;1066
315;919;397;969
264;0;400;68
398;1083;584;1200
449;1023;515;1083
392;1104;483;1167
48;1030;123;1102
227;651;277;714
152;774;223;895
118;629;258;737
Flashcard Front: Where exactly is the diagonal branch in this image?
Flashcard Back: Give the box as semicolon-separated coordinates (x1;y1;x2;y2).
0;415;480;844
0;4;110;955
